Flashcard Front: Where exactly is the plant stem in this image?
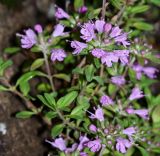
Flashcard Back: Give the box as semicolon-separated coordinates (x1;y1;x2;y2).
102;0;107;19
40;35;55;92
43;52;55;92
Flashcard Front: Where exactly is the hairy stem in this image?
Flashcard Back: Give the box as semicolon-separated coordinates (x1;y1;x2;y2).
43;52;55;92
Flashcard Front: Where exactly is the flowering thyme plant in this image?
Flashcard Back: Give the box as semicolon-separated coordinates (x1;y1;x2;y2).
1;0;160;155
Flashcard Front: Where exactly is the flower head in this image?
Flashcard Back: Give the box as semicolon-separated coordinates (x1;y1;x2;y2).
126;108;149;119
101;52;118;67
51;49;67;62
95;20;105;33
100;95;114;106
89;124;97;133
114;50;130;65
91;48;105;58
110;26;122;38
71;41;87;54
111;76;126;86
78;6;88;14
129;87;144;101
16;29;37;49
116;138;132;153
132;64;143;80
52;24;65;37
34;24;43;33
46;138;66;151
86;139;101;152
65;143;78;154
55;7;70;19
89;106;104;122
80;22;95;42
123;127;136;136
134;109;149;119
143;67;158;79
77;135;89;151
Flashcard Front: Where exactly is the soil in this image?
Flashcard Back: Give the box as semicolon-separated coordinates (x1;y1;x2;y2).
0;1;52;156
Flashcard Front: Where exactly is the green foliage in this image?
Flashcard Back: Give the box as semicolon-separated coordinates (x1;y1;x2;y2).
57;91;78;109
16;111;36;119
30;58;44;71
0;58;12;76
51;124;64;138
4;47;20;54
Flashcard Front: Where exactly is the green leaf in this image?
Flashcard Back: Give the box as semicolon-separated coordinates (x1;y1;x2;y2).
152;105;160;123
30;46;41;52
51;124;64;138
74;0;84;10
129;5;149;14
30;58;44;71
16;71;46;86
37;93;56;110
53;73;71;82
0;85;8;91
110;0;123;9
16;111;36;119
93;76;104;85
4;47;20;54
133;22;154;31
150;0;160;6
57;91;78;109
87;8;101;19
0;59;13;76
72;67;84;74
37;83;51;92
144;53;160;64
137;146;149;156
108;84;117;95
19;81;30;96
45;111;57;119
84;64;95;82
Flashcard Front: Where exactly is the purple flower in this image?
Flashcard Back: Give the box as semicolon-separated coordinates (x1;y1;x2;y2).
104;23;112;33
133;64;143;80
134;109;149;119
86;139;101;152
100;95;113;106
78;6;88;14
114;50;130;65
55;7;70;19
46;138;66;151
80;152;88;156
104;129;109;134
95;20;105;33
129;87;144;101
116;138;132;153
143;67;158;79
114;33;130;47
16;29;37;49
111;76;126;86
123;127;136;136
71;41;87;54
65;143;78;154
89;124;97;133
52;24;65;37
126;108;149;119
51;49;67;62
110;26;122;38
34;24;43;33
89;106;104;122
126;108;135;114
80;22;95;42
91;48;105;58
101;52;118;67
77;135;89;151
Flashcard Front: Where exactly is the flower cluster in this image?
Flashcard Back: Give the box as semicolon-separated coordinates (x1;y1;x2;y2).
71;20;130;67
